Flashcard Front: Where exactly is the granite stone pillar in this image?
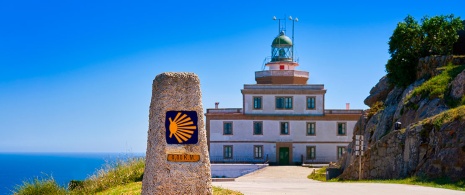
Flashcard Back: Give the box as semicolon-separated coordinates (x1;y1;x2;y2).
142;72;212;195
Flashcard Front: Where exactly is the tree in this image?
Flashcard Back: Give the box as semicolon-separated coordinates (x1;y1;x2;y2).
386;15;422;87
385;14;464;87
421;15;464;56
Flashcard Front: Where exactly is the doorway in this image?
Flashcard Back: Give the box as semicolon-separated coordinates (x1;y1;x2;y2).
279;147;290;165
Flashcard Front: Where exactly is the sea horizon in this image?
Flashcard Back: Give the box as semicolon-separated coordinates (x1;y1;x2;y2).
0;152;145;195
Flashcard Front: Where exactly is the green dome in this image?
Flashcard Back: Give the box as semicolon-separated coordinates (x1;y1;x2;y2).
272;32;292;47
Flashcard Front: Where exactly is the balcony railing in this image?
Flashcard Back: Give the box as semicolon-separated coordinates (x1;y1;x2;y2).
255;70;309;78
243;84;324;90
207;108;243;114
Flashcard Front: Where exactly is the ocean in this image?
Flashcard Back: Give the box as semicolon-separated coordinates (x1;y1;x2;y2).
0;153;144;195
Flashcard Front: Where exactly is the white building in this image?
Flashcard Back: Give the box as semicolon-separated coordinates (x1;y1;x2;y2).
206;28;362;165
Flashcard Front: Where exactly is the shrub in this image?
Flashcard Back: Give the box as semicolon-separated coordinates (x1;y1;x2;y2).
367;101;385;119
13;176;67;195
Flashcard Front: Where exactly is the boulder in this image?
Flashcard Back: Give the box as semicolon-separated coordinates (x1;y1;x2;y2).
364;76;392;107
450;69;465;100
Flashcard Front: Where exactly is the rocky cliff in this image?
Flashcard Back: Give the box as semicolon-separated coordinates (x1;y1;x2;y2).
338;55;465;181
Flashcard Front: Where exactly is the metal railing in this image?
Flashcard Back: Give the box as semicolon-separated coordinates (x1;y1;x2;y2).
243;84;324;90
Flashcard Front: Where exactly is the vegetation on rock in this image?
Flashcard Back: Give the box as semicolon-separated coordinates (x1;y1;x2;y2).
405;63;465;104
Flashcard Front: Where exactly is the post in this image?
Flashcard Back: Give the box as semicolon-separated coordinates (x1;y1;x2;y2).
142;72;212;195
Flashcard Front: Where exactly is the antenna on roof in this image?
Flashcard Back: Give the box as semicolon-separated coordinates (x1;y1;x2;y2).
289;16;298;61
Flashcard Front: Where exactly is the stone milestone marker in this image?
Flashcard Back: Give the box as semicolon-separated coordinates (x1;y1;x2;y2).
142;72;212;195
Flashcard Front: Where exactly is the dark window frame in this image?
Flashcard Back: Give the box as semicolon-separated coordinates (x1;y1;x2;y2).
254;145;263;159
337;122;347;136
306;96;316;110
337;146;346;159
223;145;233;159
253;121;263;135
306;146;316;160
223;122;233;135
276;97;293;110
280;122;289;135
253;96;262;110
306;122;316;136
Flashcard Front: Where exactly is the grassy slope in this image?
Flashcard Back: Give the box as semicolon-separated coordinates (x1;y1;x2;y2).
13;157;242;195
96;182;243;195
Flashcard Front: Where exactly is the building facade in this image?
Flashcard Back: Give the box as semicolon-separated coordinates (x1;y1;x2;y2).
206;30;362;165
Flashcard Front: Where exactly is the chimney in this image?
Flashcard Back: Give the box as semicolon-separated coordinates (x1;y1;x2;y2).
215;102;219;109
346;103;350;110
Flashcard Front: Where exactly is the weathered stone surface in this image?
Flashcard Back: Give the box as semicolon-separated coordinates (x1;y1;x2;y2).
142;72;212;195
338;55;465;181
364;76;392;107
417;55;465;79
450;70;465;100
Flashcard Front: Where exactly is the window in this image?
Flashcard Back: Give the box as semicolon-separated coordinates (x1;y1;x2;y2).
307;97;316;109
306;146;316;160
223;145;233;159
306;122;316;136
337;146;346;159
253;121;263;135
276;97;293;109
254;145;263;159
223;122;233;135
253;97;262;109
280;122;289;135
337;123;346;136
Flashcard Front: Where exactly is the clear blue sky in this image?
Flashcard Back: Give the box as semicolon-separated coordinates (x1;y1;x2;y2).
1;0;464;153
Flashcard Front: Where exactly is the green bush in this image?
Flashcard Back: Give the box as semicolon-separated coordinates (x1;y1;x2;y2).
13;176;67;195
386;15;464;87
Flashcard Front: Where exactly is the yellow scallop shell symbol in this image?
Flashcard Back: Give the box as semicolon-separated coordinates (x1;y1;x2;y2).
168;112;197;143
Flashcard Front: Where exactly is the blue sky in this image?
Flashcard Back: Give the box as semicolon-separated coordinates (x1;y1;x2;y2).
1;0;464;153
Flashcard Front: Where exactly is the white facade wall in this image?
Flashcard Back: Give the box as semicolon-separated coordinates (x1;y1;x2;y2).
209;119;356;163
243;94;324;115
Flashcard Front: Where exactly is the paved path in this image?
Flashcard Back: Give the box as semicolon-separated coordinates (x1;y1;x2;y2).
212;166;465;195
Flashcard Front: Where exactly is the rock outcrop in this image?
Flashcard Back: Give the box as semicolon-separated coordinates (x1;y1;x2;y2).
450;70;465;100
339;107;465;181
364;76;392;107
338;55;465;181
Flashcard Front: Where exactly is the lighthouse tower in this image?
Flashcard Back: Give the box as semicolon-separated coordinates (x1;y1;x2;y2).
255;24;309;84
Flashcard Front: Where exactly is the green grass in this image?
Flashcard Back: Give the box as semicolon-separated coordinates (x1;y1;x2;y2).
308;167;465;191
333;177;465;191
307;167;327;181
95;182;142;195
13;176;67;195
13;157;243;195
406;64;465;103
94;182;243;195
71;157;145;194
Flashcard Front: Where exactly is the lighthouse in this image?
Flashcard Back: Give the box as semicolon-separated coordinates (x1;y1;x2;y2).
255;19;309;84
205;17;362;166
